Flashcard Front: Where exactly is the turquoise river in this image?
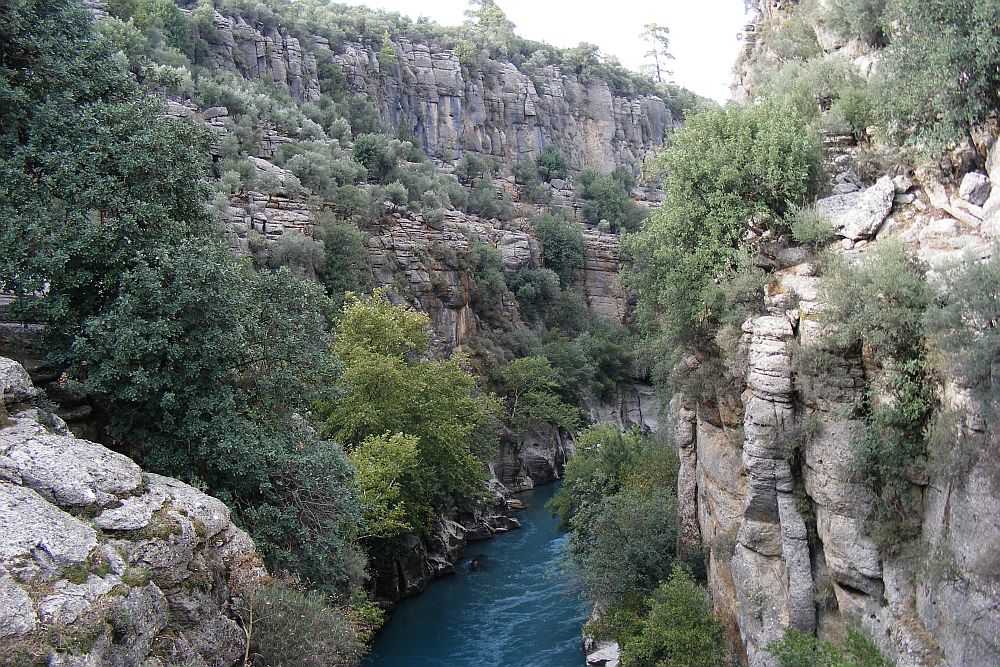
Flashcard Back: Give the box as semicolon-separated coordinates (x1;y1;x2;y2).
363;483;589;667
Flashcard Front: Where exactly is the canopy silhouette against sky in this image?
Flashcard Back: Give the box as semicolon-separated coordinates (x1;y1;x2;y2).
354;0;752;102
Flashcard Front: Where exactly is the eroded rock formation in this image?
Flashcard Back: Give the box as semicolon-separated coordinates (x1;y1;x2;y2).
673;135;1000;666
0;358;264;667
330;37;671;173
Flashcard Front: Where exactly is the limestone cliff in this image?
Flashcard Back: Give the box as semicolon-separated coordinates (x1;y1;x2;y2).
0;358;264;667
330;37;671;173
672;121;1000;667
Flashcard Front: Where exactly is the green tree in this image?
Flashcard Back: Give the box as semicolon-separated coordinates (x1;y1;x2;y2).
535;144;568;181
0;0;362;595
377;29;397;70
464;0;516;55
352;132;397;182
618;567;726;667
640;22;674;83
499;356;580;432
625;103;822;349
535;213;586;287
577;169;646;231
317;291;502;529
314;212;372;305
876;0;1000;146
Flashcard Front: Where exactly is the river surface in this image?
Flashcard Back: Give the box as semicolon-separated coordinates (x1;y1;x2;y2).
363;483;588;667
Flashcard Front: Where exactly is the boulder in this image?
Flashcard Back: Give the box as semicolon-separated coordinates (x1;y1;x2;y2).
815;176;895;240
959;171;991;206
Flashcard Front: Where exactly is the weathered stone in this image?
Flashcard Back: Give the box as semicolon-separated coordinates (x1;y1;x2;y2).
0;412;144;507
0;357;38;405
0;358;266;665
331;38;671;174
959;171;991;206
815;176;895;240
0;566;37;637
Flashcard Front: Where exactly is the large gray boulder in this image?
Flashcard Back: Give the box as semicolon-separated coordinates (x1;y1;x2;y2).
959;171;991;206
0;358;263;667
815;176;896;240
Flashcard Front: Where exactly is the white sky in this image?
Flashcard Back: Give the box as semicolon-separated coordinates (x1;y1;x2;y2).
348;0;752;102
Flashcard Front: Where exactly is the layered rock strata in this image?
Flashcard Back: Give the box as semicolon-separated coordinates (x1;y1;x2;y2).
330;38;671;174
674;137;1000;666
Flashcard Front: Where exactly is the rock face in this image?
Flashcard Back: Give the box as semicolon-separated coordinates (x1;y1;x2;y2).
371;494;520;603
192;10;320;102
331;37;672;174
673;138;1000;666
0;358;263;667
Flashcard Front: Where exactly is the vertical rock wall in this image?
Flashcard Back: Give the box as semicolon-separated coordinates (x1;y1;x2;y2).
672;146;1000;666
330;38;671;174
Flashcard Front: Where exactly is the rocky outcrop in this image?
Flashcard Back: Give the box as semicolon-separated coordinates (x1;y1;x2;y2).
371;493;520;604
0;358;263;667
674;136;1000;666
191;10;320;102
574;228;629;321
586;382;659;433
329;38;671;174
492;424;572;493
815;176;895;241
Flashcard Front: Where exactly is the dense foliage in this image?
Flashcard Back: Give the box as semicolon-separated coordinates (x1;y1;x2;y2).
615;567;726;667
577;167;647;232
552;426;725;663
818;244;937;551
766;627;892;667
626;103;822;352
0;0;365;600
876;0;1000;146
316;291;502;538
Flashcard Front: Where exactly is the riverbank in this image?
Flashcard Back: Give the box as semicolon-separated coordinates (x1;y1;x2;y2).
364;484;588;667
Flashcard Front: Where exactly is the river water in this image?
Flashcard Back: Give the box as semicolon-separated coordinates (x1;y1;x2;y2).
363;483;588;667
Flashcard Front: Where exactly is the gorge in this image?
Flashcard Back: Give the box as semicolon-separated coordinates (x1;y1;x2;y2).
1;0;999;666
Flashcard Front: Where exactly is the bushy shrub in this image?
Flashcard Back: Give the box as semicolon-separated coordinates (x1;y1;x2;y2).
626;103;822;349
875;0;1000;146
789;205;836;252
512;159;551;204
465;237;511;325
766;4;821;62
333;185;374;222
819;243;936;551
616;567;726;667
823;0;888;45
821;243;933;359
352;133;397;183
313;213;371;303
758;56;869;135
239;579;365;667
468;178;513;220
534;213;586;286
509;268;562;319
535;144;568;181
455;153;494;181
576;169;646;232
929;252;1000;422
766;627;891;667
382;180;409;206
269;232;326;278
